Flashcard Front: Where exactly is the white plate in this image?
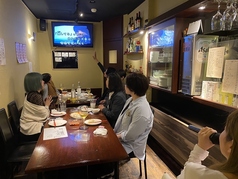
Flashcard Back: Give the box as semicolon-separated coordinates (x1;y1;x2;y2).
87;108;100;114
48;120;67;127
70;112;82;119
51;111;66;117
84;119;102;125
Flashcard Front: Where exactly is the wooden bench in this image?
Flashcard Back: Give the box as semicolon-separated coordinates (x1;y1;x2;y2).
148;106;226;176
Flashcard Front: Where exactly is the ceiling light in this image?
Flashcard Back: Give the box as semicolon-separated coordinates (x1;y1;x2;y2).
80;13;83;17
90;0;95;3
91;8;97;13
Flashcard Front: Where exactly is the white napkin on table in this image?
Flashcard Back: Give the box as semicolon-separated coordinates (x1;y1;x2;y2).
93;128;108;135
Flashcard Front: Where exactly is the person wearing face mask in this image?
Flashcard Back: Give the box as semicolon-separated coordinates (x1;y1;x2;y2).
177;110;238;179
20;72;52;142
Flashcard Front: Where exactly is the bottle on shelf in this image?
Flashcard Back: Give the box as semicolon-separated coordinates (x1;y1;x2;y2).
131;17;135;31
71;84;76;99
137;11;141;29
77;81;81;98
139;66;143;74
135;13;138;29
128;17;131;33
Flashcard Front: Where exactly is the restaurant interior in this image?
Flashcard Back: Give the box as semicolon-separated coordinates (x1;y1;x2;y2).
1;0;238;178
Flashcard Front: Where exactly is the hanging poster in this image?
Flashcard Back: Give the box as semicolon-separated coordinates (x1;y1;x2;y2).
206;46;225;78
15;42;28;63
222;60;238;94
0;38;6;65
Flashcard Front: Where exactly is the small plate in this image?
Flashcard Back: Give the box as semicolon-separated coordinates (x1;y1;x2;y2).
51;111;66;117
70;112;82;119
84;119;102;125
87;108;100;114
48;120;67;127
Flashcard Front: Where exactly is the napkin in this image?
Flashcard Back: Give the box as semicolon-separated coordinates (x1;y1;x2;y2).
93;128;107;135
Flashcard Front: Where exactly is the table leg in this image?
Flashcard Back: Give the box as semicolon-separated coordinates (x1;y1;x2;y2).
114;162;119;179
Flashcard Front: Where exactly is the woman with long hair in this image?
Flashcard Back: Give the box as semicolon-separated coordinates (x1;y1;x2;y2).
177;109;238;179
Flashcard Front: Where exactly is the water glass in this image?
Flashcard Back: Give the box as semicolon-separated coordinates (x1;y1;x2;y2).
60;101;66;112
90;99;97;108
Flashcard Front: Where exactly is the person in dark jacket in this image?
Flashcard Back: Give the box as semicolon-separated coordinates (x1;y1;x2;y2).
92;51;116;105
98;72;127;127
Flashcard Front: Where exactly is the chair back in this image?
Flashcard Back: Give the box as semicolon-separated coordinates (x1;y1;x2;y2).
0;108;16;158
7;101;21;136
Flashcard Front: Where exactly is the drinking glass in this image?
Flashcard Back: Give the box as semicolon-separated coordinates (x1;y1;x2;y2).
86;88;91;94
211;0;223;31
232;0;238;28
222;0;236;30
79;108;88;130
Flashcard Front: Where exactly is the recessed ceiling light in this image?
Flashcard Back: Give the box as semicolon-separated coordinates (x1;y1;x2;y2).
90;0;95;3
80;13;83;17
91;8;97;13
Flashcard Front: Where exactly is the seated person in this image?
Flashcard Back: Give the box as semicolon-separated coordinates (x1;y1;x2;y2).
92;51;116;105
177;110;238;179
117;69;127;84
42;73;59;100
20;72;52;142
42;73;59;109
114;73;154;161
98;72;127;128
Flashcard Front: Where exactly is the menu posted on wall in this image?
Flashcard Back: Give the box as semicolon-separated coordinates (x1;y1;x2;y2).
206;46;225;78
222;60;238;94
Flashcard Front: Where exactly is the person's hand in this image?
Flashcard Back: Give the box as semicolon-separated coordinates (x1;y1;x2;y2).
116;133;121;139
92;51;99;63
98;104;105;110
45;95;52;107
99;100;106;104
198;127;217;151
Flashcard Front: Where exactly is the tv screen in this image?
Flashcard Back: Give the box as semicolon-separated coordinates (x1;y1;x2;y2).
51;22;93;47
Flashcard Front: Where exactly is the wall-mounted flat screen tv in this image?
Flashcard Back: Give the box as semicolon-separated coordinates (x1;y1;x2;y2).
51;22;93;47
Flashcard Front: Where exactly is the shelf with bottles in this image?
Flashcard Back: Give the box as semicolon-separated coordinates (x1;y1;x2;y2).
124;51;143;55
124;11;143;37
123;28;145;38
124;37;143;55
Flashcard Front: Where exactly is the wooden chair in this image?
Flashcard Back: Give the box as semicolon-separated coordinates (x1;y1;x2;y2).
129;152;147;179
0;108;35;178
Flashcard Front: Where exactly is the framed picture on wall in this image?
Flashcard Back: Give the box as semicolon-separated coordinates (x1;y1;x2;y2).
52;51;78;69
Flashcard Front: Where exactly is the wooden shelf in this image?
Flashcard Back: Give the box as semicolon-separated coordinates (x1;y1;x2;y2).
124;51;143;55
123;28;143;37
192;96;236;113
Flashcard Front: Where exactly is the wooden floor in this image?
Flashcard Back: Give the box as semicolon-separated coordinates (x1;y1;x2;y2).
119;145;176;179
15;145;176;179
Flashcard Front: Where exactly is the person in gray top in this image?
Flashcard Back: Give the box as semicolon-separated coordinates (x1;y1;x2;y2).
114;73;154;160
98;72;127;128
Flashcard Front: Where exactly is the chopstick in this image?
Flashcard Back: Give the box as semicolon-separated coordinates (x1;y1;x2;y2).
53;119;56;127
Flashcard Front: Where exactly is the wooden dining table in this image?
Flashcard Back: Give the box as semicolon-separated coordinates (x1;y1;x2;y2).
25;108;128;179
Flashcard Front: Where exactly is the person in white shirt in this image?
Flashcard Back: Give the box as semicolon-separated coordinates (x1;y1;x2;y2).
114;72;154;160
177;110;238;179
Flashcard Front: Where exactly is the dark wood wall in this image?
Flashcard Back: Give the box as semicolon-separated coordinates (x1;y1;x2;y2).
148;89;233;176
103;15;123;71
